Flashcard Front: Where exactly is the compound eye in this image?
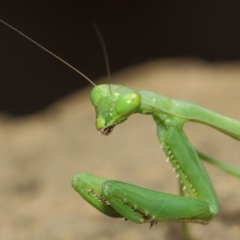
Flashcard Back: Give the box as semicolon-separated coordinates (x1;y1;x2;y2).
90;87;103;107
115;92;141;115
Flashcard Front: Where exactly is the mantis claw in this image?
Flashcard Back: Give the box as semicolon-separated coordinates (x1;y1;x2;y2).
149;221;157;229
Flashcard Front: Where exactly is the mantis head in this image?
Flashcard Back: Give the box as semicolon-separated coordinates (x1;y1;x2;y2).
90;85;141;135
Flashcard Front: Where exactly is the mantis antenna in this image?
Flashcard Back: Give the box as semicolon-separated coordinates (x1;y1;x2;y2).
92;23;112;94
0;19;110;88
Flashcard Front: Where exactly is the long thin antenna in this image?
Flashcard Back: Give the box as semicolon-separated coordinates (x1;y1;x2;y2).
0;19;96;87
92;23;112;94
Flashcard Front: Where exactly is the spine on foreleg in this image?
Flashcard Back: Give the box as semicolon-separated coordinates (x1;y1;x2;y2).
155;117;219;219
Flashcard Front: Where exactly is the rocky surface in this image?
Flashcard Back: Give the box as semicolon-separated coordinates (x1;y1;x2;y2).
1;60;240;240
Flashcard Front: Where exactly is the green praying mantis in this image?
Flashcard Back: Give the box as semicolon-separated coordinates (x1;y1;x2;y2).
72;84;240;227
1;19;240;239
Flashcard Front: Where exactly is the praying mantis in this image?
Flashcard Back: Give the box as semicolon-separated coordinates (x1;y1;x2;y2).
1;19;240;240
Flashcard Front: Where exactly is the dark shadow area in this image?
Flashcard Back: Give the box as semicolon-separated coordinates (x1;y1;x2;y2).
0;1;240;115
164;223;182;240
218;209;240;224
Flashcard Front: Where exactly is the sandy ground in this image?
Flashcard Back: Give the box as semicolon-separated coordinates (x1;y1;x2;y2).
0;60;240;240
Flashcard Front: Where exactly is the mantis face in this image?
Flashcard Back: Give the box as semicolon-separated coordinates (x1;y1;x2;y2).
90;85;141;135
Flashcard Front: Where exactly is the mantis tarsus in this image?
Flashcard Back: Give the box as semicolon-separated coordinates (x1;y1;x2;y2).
1;19;240;239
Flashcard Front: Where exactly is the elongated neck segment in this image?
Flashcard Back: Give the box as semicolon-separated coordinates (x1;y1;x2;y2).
138;90;240;140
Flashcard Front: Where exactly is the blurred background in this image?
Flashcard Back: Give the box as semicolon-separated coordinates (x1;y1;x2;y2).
0;1;240;115
0;1;240;240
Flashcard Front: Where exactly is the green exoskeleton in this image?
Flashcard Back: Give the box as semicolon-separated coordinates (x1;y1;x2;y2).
72;84;240;228
1;18;240;237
